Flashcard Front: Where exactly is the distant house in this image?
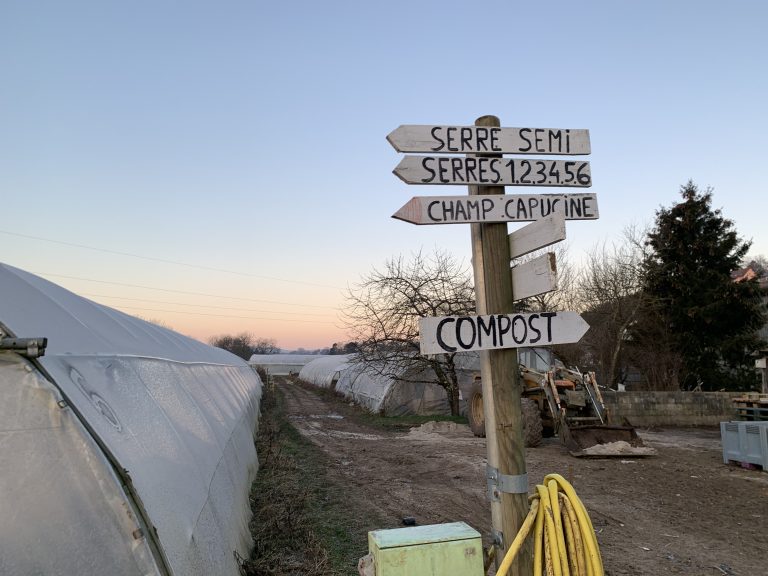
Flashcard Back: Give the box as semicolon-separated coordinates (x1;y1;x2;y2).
731;262;768;342
732;261;768;392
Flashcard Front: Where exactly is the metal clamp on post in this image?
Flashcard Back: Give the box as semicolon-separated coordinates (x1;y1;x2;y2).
486;465;528;502
0;337;48;358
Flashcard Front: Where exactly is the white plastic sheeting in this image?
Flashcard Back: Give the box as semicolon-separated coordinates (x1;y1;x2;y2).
309;354;481;416
0;263;262;576
0;352;160;575
249;353;322;375
298;354;354;388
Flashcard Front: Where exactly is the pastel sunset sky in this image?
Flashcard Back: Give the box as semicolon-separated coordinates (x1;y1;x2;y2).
2;1;766;350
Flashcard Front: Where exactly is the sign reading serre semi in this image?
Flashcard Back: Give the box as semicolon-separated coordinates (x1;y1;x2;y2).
392;193;599;225
394;156;591;187
387;125;590;155
419;311;589;355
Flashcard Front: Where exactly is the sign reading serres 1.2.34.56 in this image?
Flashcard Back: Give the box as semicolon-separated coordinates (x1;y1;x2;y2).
387;125;591;155
394;156;591;187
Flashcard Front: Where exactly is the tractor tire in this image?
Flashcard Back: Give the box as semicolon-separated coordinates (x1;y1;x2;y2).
467;379;486;437
521;398;543;447
468;380;543;447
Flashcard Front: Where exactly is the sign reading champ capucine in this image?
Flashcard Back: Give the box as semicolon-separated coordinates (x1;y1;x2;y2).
392;193;598;225
419;312;590;355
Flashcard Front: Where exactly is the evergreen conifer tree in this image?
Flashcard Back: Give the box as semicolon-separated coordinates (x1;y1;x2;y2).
641;181;766;390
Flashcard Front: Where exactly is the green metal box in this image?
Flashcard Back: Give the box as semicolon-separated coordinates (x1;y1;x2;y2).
368;522;484;576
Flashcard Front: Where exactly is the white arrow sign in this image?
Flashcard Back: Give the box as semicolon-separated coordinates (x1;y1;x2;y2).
394;156;591;187
387;125;591;155
509;213;566;259
392;193;599;225
511;253;557;300
419;311;589;354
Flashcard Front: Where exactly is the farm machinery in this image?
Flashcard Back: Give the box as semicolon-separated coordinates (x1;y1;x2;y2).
467;347;646;456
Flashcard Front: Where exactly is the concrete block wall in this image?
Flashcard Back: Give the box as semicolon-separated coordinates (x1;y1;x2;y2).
601;391;740;427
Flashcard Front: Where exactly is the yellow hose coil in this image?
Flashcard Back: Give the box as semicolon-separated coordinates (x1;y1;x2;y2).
495;474;604;576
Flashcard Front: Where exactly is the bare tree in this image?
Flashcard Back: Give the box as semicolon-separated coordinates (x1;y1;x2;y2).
343;249;475;416
210;332;278;360
252;337;280;355
576;227;648;387
625;299;683;390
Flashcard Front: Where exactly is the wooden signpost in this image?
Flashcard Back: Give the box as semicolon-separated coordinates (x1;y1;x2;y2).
511;252;557;300
508;214;566;259
387;115;594;575
392;193;598;225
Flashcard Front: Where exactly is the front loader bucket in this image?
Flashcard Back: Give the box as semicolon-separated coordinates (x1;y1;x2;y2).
561;420;655;457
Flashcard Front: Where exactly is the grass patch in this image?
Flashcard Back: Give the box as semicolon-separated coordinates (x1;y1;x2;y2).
244;381;379;575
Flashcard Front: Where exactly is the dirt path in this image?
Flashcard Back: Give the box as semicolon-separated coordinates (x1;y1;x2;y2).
279;378;768;575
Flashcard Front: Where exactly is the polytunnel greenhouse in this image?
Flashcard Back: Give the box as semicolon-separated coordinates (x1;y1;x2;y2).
299;353;480;416
0;263;262;576
298;354;354;389
249;353;321;375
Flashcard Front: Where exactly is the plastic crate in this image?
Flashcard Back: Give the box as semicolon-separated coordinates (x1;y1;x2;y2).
721;421;768;469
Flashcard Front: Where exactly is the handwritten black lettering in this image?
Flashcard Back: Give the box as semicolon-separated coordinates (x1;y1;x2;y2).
460;127;472;151
582;196;594;218
446;127;459;151
490;159;501;184
477;315;497;347
568;197;583;218
528;315;542;343
451;158;464;183
516;198;528;220
497;315;512;347
427;200;442;222
482;198;494;220
478;158;488;182
520;160;532;184
512;315;528;344
539;312;556;343
438;157;450;183
436;318;456;352
430;126;446;152
456;317;476;350
465;158;478;182
490;128;500;151
549;130;563;154
527;196;539;217
476;127;489;151
455;201;468;221
519;128;532;152
421;157;436;183
466;199;479;221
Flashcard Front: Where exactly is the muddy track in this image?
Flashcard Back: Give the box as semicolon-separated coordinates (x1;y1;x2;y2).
280;378;490;531
278;377;768;575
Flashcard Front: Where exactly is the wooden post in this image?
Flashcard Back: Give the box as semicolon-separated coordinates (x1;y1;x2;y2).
470;115;532;574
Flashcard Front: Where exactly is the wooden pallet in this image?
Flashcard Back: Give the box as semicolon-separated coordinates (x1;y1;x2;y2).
732;394;768;421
